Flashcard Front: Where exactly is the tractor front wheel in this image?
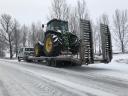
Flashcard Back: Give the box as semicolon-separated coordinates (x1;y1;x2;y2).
34;43;44;57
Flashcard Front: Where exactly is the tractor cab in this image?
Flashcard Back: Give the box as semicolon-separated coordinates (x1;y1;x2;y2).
46;19;69;32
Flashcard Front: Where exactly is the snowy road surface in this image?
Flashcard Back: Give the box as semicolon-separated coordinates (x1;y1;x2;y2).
0;54;128;96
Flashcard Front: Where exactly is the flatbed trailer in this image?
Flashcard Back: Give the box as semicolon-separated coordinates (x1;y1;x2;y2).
23;19;113;66
26;55;81;66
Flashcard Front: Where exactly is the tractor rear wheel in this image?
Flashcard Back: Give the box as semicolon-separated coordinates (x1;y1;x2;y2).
34;43;44;57
70;37;80;55
43;34;61;57
70;45;79;55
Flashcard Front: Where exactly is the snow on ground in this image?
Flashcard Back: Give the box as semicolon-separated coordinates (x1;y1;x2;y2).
88;54;128;80
0;54;128;96
0;60;80;96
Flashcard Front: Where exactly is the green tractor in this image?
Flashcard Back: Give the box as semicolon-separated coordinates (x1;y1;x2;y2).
34;19;80;57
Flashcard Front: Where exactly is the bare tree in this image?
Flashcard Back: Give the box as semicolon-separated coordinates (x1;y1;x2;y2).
77;0;89;20
71;0;89;37
21;25;28;47
69;8;78;34
13;19;20;57
0;34;6;57
0;14;14;59
26;22;44;47
92;22;97;54
100;14;109;25
30;23;37;47
49;0;70;20
113;9;128;53
36;22;45;42
61;1;70;21
92;20;102;55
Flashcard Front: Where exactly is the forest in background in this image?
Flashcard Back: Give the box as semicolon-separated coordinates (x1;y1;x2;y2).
0;0;128;58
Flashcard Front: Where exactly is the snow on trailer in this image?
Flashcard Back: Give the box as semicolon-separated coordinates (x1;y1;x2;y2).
18;19;113;66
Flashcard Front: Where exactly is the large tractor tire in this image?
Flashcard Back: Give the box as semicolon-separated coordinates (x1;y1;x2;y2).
34;43;44;57
70;45;80;55
43;34;61;57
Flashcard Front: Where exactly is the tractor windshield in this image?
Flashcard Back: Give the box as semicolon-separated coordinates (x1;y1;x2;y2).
47;19;68;32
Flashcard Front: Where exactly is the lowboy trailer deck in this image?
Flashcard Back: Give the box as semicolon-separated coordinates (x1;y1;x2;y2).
23;19;113;66
26;55;81;66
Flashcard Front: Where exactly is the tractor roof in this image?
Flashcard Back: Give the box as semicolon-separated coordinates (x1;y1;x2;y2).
47;19;68;25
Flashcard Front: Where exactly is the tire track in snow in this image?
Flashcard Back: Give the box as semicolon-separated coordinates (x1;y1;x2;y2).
1;60;117;96
2;59;128;96
0;80;10;96
17;61;128;90
0;60;84;96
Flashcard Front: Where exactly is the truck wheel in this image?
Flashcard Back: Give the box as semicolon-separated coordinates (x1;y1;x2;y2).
43;34;61;57
34;43;44;57
18;57;21;62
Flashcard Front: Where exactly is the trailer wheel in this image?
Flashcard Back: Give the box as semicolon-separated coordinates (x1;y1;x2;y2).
46;60;51;66
51;60;57;67
24;56;31;62
43;34;61;56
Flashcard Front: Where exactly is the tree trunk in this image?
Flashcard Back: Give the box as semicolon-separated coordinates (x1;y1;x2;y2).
15;38;18;57
15;44;18;57
121;41;125;53
9;37;13;59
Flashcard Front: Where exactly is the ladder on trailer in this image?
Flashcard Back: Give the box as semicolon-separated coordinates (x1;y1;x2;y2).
80;20;94;64
80;20;112;64
100;24;113;63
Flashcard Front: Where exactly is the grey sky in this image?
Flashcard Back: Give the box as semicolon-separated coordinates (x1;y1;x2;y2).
0;0;127;25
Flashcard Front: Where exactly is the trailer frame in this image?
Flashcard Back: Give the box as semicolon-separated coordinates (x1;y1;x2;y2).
20;19;113;67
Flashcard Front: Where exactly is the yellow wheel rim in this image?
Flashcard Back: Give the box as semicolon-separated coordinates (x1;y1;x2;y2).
35;45;39;55
46;37;53;53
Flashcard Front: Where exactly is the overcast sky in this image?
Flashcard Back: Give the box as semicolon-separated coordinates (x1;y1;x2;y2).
0;0;127;25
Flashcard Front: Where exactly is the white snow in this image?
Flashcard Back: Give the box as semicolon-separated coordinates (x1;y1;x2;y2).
1;53;128;96
24;68;117;96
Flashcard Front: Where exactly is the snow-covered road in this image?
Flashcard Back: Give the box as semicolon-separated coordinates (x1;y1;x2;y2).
0;54;128;96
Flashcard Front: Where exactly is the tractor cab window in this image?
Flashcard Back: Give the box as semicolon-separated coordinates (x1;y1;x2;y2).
47;20;68;32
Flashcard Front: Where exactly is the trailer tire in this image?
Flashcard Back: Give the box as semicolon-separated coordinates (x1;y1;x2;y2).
46;60;51;66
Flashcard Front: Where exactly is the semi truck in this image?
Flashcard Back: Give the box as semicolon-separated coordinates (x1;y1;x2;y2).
18;19;112;67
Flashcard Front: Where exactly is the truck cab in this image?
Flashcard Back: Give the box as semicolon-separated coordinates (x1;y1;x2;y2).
18;47;34;61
